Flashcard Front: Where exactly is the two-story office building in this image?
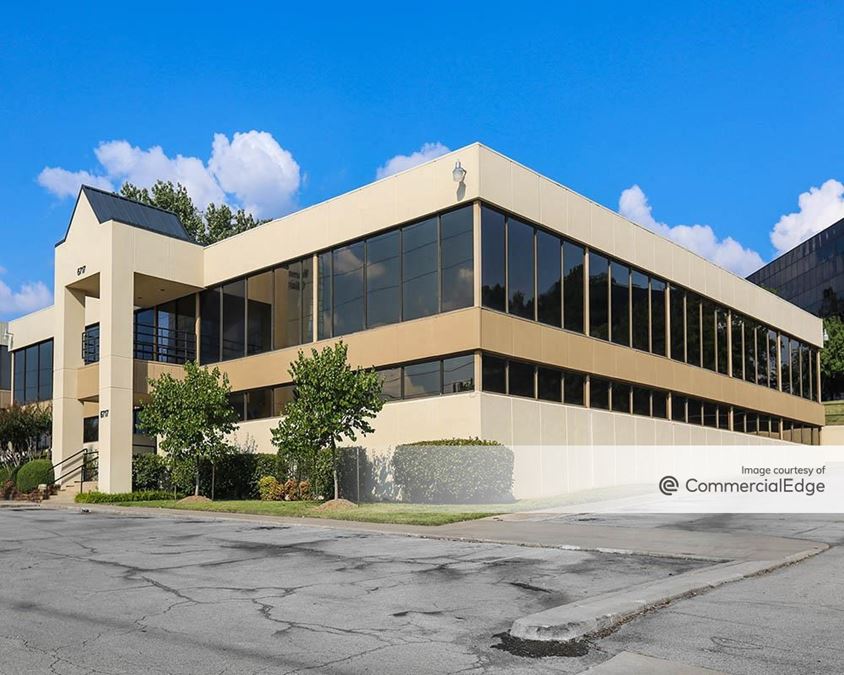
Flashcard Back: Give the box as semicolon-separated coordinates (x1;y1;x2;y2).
7;144;824;497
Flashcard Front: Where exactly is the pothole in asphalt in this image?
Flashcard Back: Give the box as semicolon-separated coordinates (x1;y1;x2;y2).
491;631;590;658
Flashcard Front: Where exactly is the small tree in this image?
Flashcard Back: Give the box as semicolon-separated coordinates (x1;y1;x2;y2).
822;315;844;399
271;342;383;502
0;404;52;470
139;361;238;497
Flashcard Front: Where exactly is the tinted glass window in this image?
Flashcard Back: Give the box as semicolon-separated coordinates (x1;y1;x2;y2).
669;285;685;362
768;330;778;390
508;361;535;398
632;386;650;416
0;345;10;391
563;242;585;333
482;355;506;393
229;392;246;422
440;206;474;312
590;377;609;410
507;218;535;319
442;355;474;394
13;350;24;403
246;388;272;420
780;338;790;394
83;416;99;443
687;399;703;425
652;390;667;418
537;231;561;327
284;262;304;348
610;262;630;346
744;321;757;383
756;328;769;387
367;230;401;328
564;372;585;405
481;207;506;311
538;367;561;402
272;385;295;416
631;271;649;351
703;402;717;428
404;360;440;398
402;218;439;320
199;288;220;364
651;279;666;356
222;279;246;360
301;257;313;343
589;253;609;340
612;382;631;413
378;367;402;401
318;252;332;339
716;308;728;375
24;344;37;402
37;340;52;401
734;408;746;433
247;271;273;356
701;300;715;371
731;314;744;379
672;395;687;422
333;242;365;335
801;343;811;399
686;293;701;367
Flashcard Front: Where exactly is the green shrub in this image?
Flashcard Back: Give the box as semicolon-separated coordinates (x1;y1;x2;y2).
257;475;283;501
16;459;55;493
0;467;10;485
75;490;173;503
392;438;513;504
132;453;168;491
168;453;286;499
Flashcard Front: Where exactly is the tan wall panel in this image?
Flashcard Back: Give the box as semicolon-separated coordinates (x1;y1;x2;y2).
8;306;55;350
0;390;10;409
76;364;99;401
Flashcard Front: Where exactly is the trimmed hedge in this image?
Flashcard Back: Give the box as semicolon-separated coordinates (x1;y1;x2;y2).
392;438;513;504
16;459;55;493
0;467;11;485
132;453;168;491
75;490;173;504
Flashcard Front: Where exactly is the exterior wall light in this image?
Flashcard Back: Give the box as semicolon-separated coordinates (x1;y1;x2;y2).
452;160;467;183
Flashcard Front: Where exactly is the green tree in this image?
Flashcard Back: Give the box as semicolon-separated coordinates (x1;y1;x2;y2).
822;315;844;399
119;180;266;245
271;342;383;501
138;361;238;496
0;404;52;470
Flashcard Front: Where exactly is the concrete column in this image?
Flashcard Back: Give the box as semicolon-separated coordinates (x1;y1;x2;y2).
52;286;86;476
97;235;134;493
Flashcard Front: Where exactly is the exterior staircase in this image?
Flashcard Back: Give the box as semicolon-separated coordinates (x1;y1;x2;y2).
50;480;98;504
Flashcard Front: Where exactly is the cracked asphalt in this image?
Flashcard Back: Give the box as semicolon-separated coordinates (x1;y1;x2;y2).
0;507;705;675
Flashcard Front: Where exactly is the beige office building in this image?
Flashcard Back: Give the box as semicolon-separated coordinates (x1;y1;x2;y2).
4;144;824;497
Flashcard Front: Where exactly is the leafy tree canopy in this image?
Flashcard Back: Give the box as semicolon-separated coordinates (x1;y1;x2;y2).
119;180;267;245
138;361;238;496
0;404;52;470
822;315;844;393
271;342;383;501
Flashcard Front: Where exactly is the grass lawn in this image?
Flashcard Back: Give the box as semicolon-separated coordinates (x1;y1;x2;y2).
109;499;504;526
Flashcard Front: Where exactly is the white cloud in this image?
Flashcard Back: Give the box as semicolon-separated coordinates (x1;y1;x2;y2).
376;142;450;180
37;168;113;198
0;272;52;318
770;179;844;255
37;131;302;219
619;185;765;277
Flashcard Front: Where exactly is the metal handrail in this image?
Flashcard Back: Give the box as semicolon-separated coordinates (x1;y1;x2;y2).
50;448;98;488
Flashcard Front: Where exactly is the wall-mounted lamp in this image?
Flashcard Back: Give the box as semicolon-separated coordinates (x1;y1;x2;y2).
452;160;467;183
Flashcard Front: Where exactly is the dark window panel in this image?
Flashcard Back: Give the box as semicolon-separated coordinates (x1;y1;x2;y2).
37;340;53;401
563;241;585;333
365;231;402;328
272;385;296;416
538;367;562;402
701;300;716;371
652;391;667;418
481;206;506;311
402;218;439;321
440;206;474;312
590;377;610;410
482;355;507;393
610;262;630;346
563;372;585;405
744;321;757;383
442;355;474;394
612;382;631;413
228;392;246;422
378;367;403;401
24;344;38;403
703;402;717;428
801;343;811;400
687;399;703;425
318;252;333;339
333;242;365;336
0;345;10;391
734;408;746;433
672;395;687;422
302;257;314;343
13;349;24;403
755;327;768;387
632;386;650;416
631;271;649;351
221;279;246;360
790;338;801;396
83;416;99;444
589;253;609;340
651;279;666;356
246;388;273;420
537;231;562;327
686;293;701;367
669;285;685;362
403;360;441;398
730;314;744;379
780;338;791;394
508;361;535;398
135;307;155;361
507;218;535;319
716;308;728;375
768;330;778;390
247;271;273;356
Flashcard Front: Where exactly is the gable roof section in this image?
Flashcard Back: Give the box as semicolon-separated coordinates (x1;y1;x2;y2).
57;185;196;245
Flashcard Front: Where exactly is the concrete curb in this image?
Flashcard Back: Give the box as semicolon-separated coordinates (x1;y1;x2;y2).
510;544;827;642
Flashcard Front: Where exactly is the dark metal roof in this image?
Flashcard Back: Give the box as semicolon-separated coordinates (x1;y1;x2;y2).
81;185;194;242
55;186;196;246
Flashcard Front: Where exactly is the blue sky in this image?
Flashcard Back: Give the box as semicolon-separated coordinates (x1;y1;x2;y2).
1;1;843;320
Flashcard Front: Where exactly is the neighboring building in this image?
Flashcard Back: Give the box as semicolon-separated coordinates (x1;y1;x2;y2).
748;216;844;318
0;322;11;409
8;144;824;497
